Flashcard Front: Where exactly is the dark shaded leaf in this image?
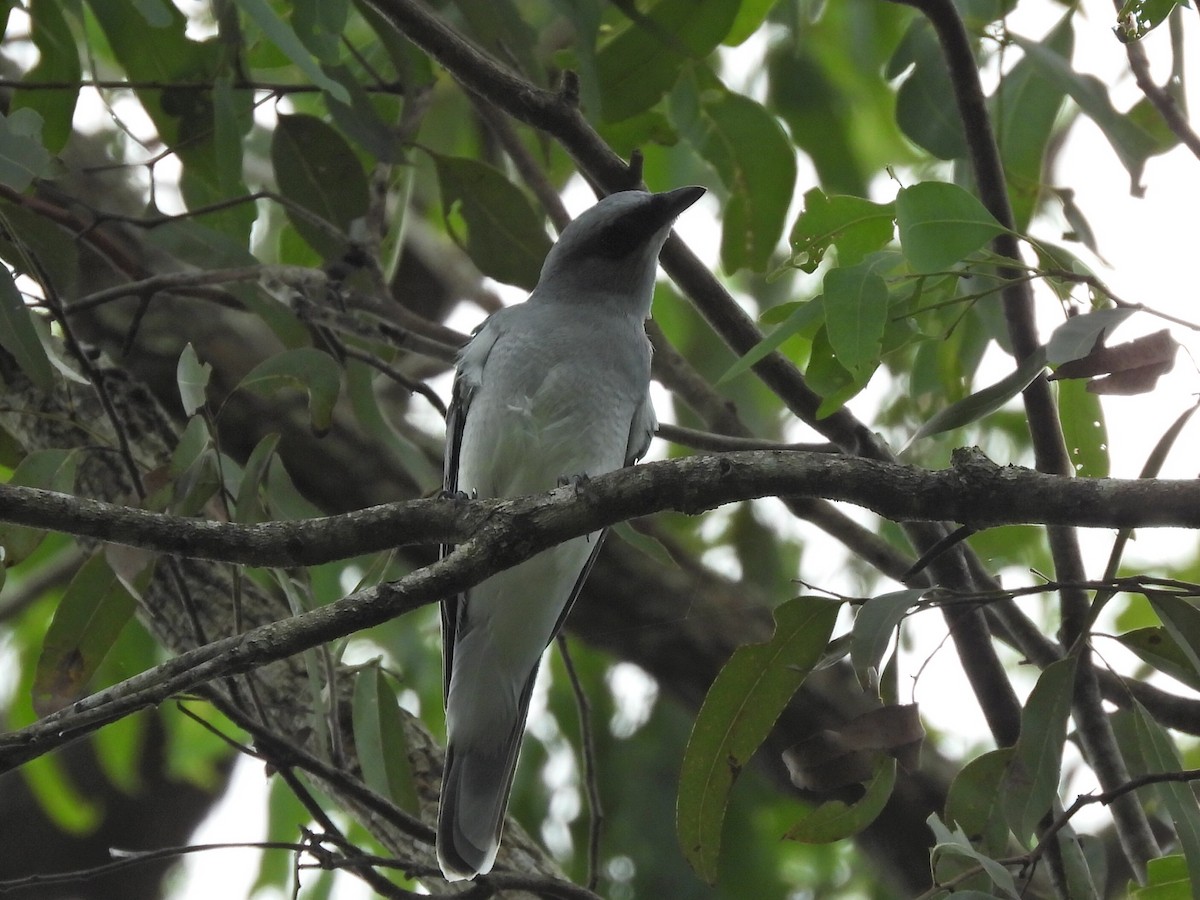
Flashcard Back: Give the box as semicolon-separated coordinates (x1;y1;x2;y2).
928;815;1021;898
237;0;349;101
272;114;370;260
0;109;54;192
1118;627;1200;692
433;155;552;289
717;298;823;385
1131;702;1200;892
888;20;967;159
945;748;1014;857
0;449;78;565
1114;0;1181;42
234;347;342;436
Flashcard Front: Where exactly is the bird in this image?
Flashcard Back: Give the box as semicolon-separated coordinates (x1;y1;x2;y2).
436;185;705;881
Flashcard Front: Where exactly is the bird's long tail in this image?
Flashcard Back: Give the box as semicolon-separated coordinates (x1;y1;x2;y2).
436;660;539;881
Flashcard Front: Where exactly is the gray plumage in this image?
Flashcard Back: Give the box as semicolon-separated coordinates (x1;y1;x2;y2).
436;186;705;881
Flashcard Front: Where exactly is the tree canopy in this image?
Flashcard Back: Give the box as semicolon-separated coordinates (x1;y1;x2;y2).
0;0;1198;898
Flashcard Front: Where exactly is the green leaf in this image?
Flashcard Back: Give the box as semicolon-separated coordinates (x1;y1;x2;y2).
595;0;739;122
787;188;895;274
888;21;967;160
433;154;552;290
33;554;137;715
1132;702;1200;893
0;266;54;391
850;589;927;688
1117;628;1200;692
234;348;342;436
1131;855;1192;899
823;263;889;376
1114;0;1182;42
1002;655;1078;844
1010;33;1168;193
723;0;779;46
945;748;1015;857
992;14;1073;230
717;298;823;385
928;815;1020;898
345;358;439;489
272;113;370;260
352;664;420;814
678;596;840;883
176;343;213;418
1057;378;1109;478
0;449;78;565
10;0;81;153
1147;593;1200;682
236;0;349;101
0;109;54;192
1046;308;1135;366
784;758;896;843
234;433;282;525
670;69;795;272
807;323;876;419
896;181;1006;273
906;348;1046;446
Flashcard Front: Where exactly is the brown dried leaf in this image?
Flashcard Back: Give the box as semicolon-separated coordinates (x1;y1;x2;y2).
783;704;925;795
1049;328;1177;389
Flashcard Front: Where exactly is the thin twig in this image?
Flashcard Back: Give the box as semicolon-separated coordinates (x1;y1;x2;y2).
556;636;603;891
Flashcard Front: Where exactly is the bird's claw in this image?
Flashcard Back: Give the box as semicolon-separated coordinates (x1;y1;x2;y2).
557;473;591;495
438;489;473;501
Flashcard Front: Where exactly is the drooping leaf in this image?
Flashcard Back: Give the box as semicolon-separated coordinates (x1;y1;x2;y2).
850;589;928;688
33;554;137;715
1057;378;1109;478
1147;592;1200;683
0;265;54;391
1002;655;1078;845
10;0;81;153
787;188;895;274
896;181;1006;274
678;596;840;883
670;69;795;273
233;347;343;436
433;154;552;289
234;433;282;525
352;664;420;814
823;262;890;376
1010;33;1170;194
176;343;213;418
1130;855;1192;899
907;348;1047;445
272;113;370;260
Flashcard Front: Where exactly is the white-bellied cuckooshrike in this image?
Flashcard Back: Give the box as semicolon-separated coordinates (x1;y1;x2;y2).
436;185;706;880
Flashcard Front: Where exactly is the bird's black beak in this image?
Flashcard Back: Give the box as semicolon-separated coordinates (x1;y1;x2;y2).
655;185;706;221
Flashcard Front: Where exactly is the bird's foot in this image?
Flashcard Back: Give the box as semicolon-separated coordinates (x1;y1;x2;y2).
556;473;591;495
438;489;473;501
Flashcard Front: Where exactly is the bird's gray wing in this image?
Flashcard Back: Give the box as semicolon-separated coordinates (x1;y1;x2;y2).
543;383;656;642
439;320;502;703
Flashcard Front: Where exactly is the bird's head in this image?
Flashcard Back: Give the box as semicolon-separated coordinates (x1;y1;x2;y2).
532;186;705;317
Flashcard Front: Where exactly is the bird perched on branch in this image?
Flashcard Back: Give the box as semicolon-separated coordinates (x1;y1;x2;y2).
436;185;705;880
